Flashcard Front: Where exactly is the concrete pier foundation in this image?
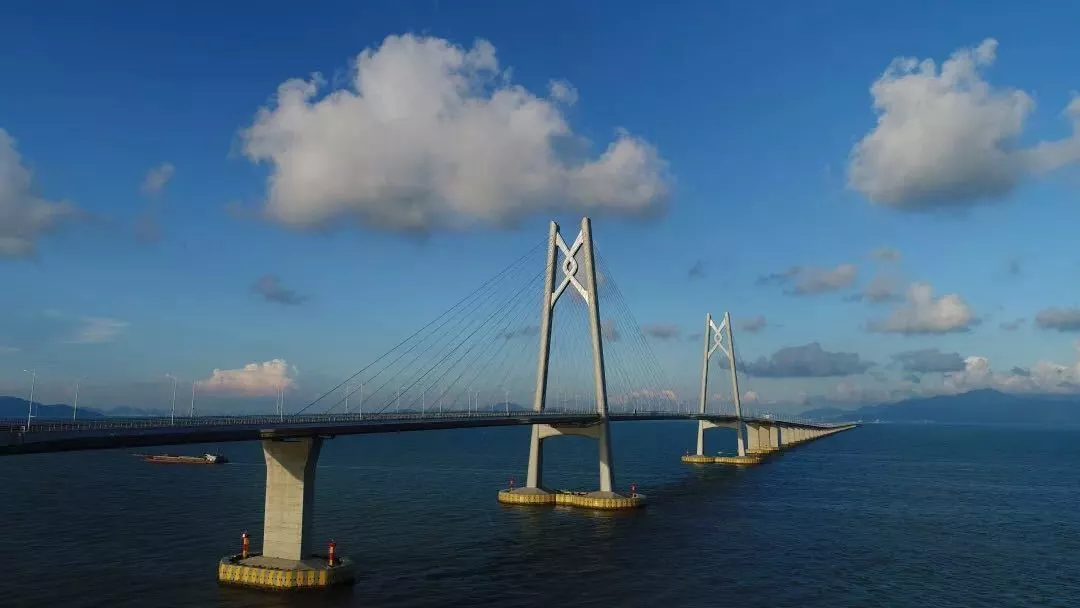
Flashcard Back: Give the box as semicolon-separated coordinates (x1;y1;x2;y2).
501;421;644;509
746;423;777;457
680;419;762;465
217;437;355;591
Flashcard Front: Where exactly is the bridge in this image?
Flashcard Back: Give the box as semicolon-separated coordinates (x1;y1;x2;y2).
1;217;855;591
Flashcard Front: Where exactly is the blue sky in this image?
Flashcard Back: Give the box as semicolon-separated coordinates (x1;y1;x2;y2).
3;0;1080;413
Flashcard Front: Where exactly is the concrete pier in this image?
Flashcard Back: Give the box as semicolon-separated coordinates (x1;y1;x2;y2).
262;437;321;561
217;437;355;591
501;421;645;509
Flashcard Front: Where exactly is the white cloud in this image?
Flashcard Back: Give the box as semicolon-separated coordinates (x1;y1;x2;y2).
196;359;297;397
0;129;76;258
868;282;977;334
849;38;1080;209
240;34;669;232
0;345;19;354
66;317;128;344
611;388;678;406
941;346;1080;394
141;162;175;195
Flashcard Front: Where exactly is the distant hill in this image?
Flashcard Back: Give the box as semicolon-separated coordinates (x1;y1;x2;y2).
802;389;1080;425
0;396;105;420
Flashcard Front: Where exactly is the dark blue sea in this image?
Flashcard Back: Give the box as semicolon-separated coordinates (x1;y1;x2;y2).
1;422;1077;607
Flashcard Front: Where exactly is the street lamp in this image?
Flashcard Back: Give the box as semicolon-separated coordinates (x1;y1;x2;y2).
164;373;177;425
73;376;84;421
189;380;197;418
23;369;36;430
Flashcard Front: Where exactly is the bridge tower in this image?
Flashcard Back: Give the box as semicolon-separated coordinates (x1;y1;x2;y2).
498;217;643;509
680;312;764;465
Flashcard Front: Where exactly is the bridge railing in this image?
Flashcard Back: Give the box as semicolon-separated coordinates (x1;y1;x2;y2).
0;409;837;436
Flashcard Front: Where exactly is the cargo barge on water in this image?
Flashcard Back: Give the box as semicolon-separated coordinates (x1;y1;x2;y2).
136;453;227;464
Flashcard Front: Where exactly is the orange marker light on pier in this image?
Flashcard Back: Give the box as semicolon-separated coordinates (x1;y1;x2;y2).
328;540;337;566
241;532;250;559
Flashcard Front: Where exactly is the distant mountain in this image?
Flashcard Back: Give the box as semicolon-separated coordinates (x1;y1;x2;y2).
802;389;1080;425
0;396;105;420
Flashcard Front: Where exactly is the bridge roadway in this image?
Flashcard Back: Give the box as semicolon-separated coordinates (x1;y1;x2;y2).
0;410;832;455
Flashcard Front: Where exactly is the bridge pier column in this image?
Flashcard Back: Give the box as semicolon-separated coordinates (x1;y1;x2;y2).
526;425;543;488
217;436;355;590
780;426;793;446
261;437;322;561
745;423;759;452
768;425;780;450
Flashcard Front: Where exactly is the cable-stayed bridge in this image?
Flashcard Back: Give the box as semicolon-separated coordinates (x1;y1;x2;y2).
1;217;855;591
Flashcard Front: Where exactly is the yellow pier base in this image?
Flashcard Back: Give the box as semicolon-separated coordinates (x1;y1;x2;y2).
217;554;355;591
680;454;763;466
746;448;779;457
497;488;645;510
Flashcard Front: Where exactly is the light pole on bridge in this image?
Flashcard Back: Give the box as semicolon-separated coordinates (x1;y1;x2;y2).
190;380;197;418
72;376;83;421
22;369;36;431
165;373;177;425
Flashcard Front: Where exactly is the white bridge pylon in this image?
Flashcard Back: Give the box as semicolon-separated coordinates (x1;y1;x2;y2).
697;312;747;457
524;217;615;493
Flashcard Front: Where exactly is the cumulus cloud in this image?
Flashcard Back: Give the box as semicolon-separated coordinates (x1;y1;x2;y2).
65;317;128;344
251;275;308;305
941;351;1080;395
892;348;966;373
1035;307;1080;332
849;38;1080;209
197;359;297;397
868;282;977;334
870;246;901;261
239;34;669;232
141;163;175;195
0;129;77;258
739;315;768;333
611;388;678;406
496;325;538;340
741;342;872;378
757;264;857;295
642;323;679;340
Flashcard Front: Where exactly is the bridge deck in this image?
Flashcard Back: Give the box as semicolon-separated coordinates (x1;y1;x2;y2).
0;411;850;455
